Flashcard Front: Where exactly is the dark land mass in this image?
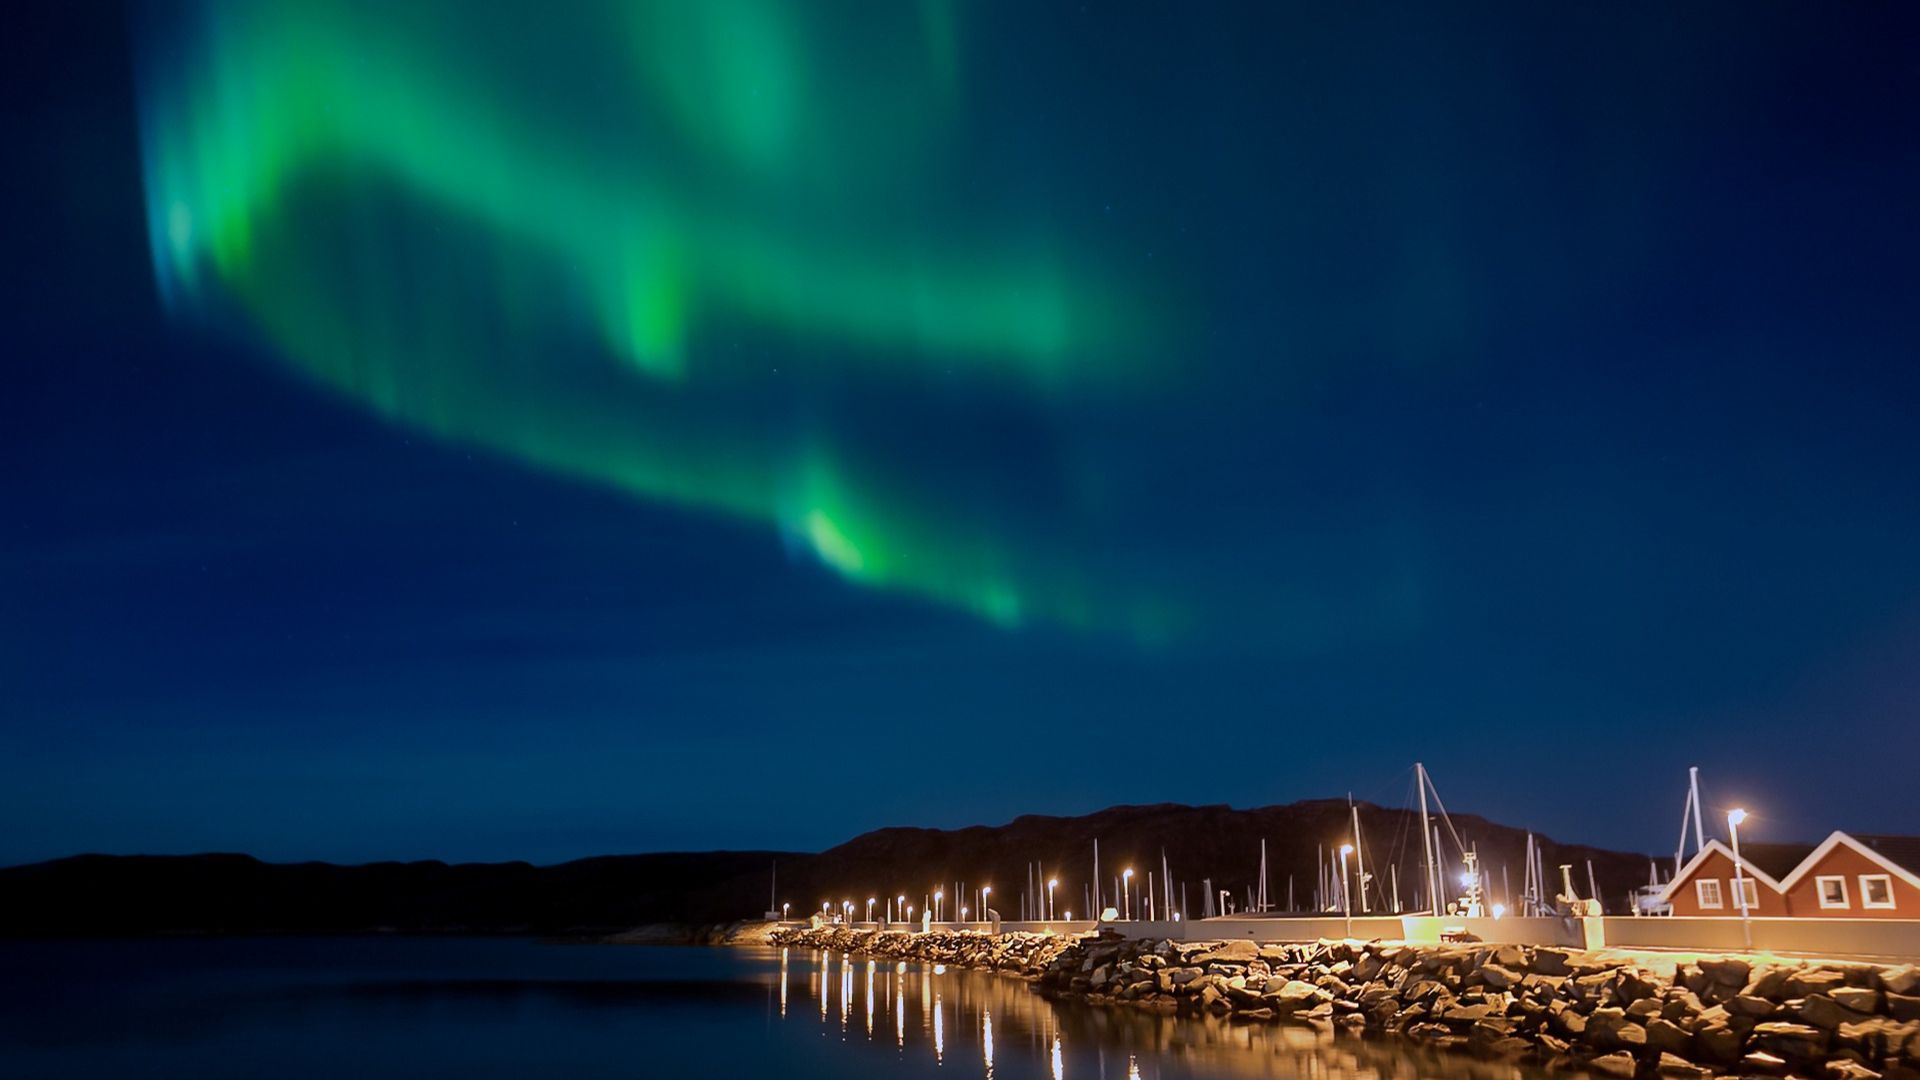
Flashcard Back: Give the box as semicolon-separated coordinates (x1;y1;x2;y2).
0;800;1653;936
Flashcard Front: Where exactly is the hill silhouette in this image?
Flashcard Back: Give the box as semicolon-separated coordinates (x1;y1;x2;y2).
0;799;1652;936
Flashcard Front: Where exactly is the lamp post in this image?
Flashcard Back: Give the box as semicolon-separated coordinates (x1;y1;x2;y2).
867;898;876;923
981;886;991;922
960;906;969;923
1123;869;1134;921
1728;809;1753;950
1339;844;1355;939
782;902;790;921
934;890;943;923
1047;878;1058;922
843;900;853;926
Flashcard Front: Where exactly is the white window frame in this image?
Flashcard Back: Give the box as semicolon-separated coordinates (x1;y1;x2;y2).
1860;874;1896;910
1815;875;1850;909
1696;878;1723;910
1734;877;1760;912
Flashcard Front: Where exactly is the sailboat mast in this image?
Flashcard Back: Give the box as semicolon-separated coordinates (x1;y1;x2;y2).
1417;762;1437;915
1688;765;1706;854
1350;797;1368;913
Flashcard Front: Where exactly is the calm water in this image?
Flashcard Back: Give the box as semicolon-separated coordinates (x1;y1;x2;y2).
0;938;1571;1079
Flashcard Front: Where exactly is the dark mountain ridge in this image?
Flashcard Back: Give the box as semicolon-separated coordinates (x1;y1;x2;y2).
0;800;1654;936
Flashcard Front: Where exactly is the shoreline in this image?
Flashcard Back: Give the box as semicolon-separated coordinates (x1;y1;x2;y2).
771;925;1920;1079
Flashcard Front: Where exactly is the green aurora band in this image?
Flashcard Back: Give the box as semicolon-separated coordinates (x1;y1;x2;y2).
135;0;1168;632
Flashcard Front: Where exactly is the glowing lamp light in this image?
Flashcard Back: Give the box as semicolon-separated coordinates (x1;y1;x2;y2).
1727;808;1748;827
1492;904;1507;920
1339;844;1354;856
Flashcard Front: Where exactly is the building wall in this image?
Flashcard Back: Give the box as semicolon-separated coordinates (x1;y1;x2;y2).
1782;845;1920;918
1667;849;1786;916
1597;916;1920;962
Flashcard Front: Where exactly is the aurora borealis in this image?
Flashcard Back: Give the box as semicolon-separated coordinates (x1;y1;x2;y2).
135;0;1161;630
7;1;1920;865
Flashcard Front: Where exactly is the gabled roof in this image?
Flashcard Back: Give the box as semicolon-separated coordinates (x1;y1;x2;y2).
1738;841;1823;885
1660;839;1799;902
1780;831;1920;892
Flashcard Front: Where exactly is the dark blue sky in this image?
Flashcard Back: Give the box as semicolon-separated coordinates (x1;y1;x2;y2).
4;1;1918;866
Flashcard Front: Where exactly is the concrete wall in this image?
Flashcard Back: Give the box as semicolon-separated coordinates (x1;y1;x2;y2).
832;913;1920;961
997;920;1099;935
1399;915;1587;947
1186;916;1404;942
1598;916;1920;961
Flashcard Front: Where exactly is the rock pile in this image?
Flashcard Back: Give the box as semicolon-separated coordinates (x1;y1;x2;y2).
772;925;1075;974
768;926;1920;1079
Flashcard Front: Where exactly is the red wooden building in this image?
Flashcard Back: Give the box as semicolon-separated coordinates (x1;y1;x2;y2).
1663;831;1920;918
1778;833;1920;918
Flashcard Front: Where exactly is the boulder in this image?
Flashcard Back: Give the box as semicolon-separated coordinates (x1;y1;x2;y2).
1480;964;1523;990
1794;969;1852;997
1699;957;1752;987
1194;940;1260;964
1882;967;1920;997
1753;1020;1831;1061
1589;1051;1639;1078
1805;994;1873;1030
1531;948;1573;976
1890;994;1920;1023
1627;997;1663;1020
1268;979;1322;1006
1834;987;1883;1013
1747;966;1796;1001
1656;1051;1714;1079
1646;1017;1693;1054
1694;1019;1745;1064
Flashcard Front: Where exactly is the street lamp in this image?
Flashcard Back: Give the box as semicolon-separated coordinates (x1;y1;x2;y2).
934;890;944;923
960;906;969;923
1728;809;1753;949
867;898;876;922
981;886;991;921
1048;878;1058;922
1339;844;1355;939
1123;869;1134;921
843;900;853;926
782;902;790;920
896;894;906;924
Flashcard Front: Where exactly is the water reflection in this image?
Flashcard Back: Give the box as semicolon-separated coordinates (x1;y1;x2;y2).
761;946;1585;1080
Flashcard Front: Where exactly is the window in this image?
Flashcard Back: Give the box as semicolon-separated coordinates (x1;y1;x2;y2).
1860;875;1896;910
1696;879;1723;909
1816;875;1850;909
1735;877;1760;912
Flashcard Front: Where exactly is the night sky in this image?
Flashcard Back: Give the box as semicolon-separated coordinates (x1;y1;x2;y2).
5;1;1918;868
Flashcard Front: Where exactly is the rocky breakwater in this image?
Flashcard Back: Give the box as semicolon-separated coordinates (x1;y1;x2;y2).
771;924;1076;974
771;926;1920;1079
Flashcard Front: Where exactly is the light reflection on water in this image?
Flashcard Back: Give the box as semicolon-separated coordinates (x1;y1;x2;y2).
770;945;1584;1080
0;938;1596;1080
